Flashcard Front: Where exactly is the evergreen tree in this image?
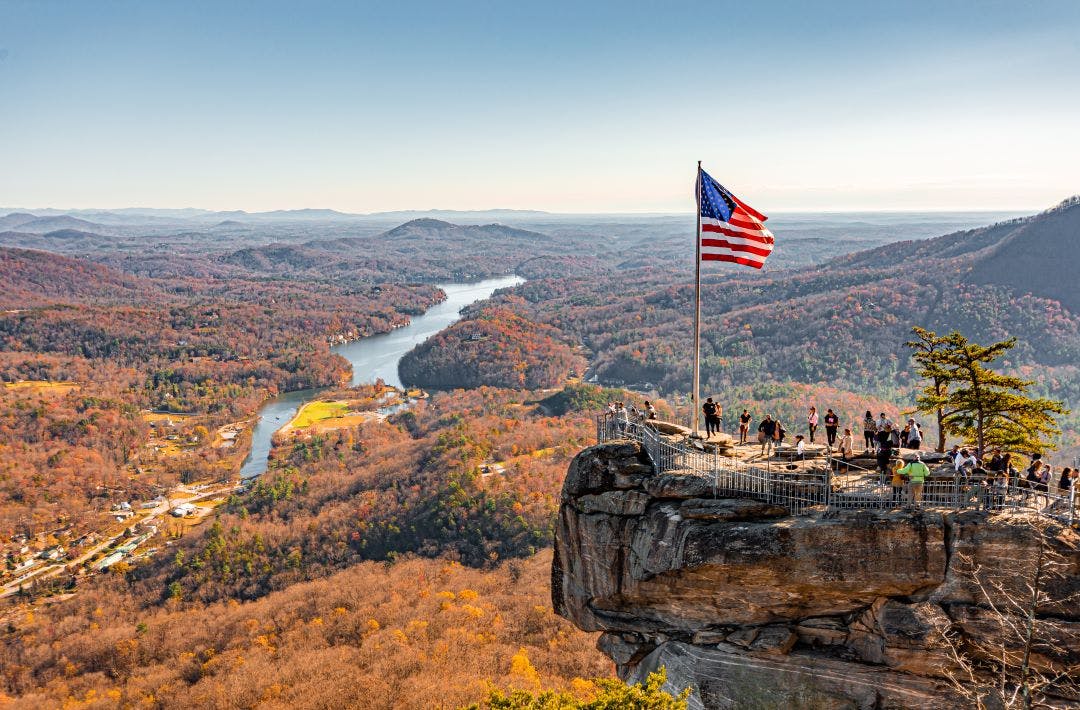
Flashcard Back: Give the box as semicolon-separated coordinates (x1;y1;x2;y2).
906;327;959;452
906;329;1066;455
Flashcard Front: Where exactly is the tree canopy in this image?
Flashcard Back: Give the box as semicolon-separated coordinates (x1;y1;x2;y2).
906;328;1067;455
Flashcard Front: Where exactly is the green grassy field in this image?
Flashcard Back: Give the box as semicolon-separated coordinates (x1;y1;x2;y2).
289;400;350;428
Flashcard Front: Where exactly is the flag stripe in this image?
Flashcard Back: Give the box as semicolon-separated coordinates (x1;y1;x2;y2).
702;252;767;269
701;238;774;258
727;213;765;230
702;215;772;235
701;224;775;244
729;193;768;222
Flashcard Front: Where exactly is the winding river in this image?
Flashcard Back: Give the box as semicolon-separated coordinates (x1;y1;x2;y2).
238;275;524;478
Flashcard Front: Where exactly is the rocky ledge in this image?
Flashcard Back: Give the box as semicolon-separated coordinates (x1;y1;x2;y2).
552;442;1080;709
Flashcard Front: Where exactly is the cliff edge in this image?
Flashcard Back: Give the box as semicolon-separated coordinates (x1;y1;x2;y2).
552;442;1080;709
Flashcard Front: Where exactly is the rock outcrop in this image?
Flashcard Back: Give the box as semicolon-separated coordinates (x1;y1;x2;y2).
553;442;1080;709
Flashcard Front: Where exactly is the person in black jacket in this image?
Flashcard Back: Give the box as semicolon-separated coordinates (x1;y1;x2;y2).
876;424;894;474
823;408;840;447
758;415;777;456
702;398;721;438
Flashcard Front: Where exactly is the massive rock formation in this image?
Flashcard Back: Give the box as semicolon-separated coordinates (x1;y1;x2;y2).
553;442;1080;709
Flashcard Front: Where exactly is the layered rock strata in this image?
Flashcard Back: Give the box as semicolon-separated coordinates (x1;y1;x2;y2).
553;442;1080;709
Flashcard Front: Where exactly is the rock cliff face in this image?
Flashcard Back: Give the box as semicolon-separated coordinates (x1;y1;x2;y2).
553;442;1080;709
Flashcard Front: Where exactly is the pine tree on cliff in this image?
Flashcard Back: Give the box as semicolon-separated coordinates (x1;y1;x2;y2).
906;326;957;452
906;328;1066;455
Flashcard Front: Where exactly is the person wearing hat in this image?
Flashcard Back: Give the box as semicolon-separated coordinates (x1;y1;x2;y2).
899;452;930;506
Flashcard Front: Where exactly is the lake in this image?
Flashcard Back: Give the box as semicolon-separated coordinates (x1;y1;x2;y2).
238;274;524;478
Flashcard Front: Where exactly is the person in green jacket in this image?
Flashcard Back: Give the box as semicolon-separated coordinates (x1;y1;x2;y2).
899;453;931;506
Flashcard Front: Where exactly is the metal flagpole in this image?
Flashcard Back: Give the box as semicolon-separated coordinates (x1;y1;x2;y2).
692;161;703;438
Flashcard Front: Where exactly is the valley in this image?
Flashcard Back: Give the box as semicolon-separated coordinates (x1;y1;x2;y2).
2;203;1079;707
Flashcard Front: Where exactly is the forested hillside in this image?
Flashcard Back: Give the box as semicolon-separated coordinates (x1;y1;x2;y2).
400;307;586;391
0;249;443;539
459;198;1080;405
0;386;613;707
138;387;593;602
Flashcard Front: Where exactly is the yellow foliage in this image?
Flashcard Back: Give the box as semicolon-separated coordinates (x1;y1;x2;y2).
460;604;486;619
437;590;456;600
570;677;596;698
509;648;542;692
458;588;479;602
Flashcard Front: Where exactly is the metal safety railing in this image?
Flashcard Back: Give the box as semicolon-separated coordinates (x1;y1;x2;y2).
596;414;1078;523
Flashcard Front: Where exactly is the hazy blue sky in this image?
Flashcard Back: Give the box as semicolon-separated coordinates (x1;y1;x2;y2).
1;1;1078;212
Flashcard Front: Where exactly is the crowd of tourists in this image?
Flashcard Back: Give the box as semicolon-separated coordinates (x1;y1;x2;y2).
604;398;1077;512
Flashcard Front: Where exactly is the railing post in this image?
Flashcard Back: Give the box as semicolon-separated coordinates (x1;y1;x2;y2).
825;465;832;509
713;447;719;499
1071;486;1076;527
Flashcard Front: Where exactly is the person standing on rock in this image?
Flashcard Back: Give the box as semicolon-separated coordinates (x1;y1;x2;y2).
702;397;720;438
774;418;787;448
758;415;777;456
838;428;854;460
906;419;922;450
876;424;894;474
899;453;930;506
862;411;877;453
823;408;839;447
1057;467;1072;499
890;458;907;505
807;406;819;444
614;401;629;435
738;409;751;445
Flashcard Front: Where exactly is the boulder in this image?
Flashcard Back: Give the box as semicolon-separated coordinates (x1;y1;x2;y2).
643;470;716;499
625;641;963;710
678;498;789;521
573;490;650;516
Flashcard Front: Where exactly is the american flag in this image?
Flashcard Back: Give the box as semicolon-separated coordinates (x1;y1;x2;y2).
697;169;775;269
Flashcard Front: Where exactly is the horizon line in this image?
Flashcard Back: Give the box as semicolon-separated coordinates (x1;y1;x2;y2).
0;204;1053;218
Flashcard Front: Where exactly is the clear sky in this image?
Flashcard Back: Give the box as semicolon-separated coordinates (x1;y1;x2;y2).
1;0;1078;213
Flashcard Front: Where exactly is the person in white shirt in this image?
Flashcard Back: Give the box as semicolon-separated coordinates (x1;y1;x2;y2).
906;419;922;449
795;434;806;461
954;448;978;473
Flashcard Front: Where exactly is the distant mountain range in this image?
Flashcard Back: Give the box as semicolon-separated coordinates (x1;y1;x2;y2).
0;206;554;226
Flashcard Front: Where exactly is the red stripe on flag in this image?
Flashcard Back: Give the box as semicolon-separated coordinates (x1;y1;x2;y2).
701;238;773;258
730;195;768;222
702;253;767;269
701;224;774;245
727;215;763;230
